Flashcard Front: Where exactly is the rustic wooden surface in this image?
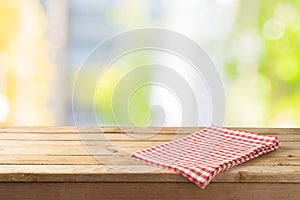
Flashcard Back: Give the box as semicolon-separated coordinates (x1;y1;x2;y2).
0;127;299;200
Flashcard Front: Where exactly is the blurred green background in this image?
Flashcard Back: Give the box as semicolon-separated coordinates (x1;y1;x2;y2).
0;0;300;127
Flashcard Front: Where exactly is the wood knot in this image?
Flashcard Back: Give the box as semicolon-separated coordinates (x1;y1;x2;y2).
238;171;247;182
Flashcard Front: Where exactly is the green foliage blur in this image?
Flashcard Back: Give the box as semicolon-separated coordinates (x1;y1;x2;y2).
72;0;300;127
72;51;152;126
225;0;300;126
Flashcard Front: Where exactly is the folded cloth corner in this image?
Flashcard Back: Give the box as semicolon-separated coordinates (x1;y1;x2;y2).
130;127;280;189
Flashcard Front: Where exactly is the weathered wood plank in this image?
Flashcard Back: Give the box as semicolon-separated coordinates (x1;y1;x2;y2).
0;140;168;147
0;182;297;200
0;133;182;141
0;146;296;156
0;155;100;165
0;154;299;166
0;165;299;183
0;127;298;187
0;126;201;133
0;140;296;148
0;126;299;135
0;140;296;158
0;182;299;200
0;133;297;142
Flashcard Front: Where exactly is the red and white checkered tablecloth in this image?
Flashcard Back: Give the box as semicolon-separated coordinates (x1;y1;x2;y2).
130;127;280;189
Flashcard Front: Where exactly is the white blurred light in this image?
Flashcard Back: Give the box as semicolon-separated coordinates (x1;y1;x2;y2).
230;32;264;66
0;94;10;123
274;2;297;25
272;110;298;128
263;19;285;40
217;0;233;3
150;85;182;126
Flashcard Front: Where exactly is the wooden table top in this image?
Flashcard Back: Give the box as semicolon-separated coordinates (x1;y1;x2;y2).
0;126;299;184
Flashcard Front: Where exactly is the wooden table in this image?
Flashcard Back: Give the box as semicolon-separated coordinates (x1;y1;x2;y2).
0;127;299;200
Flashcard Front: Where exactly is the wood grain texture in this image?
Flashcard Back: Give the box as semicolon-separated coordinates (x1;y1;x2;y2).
0;133;298;141
0;127;299;199
0;154;299;165
0;126;299;134
0;165;300;183
0;127;299;184
0;182;299;200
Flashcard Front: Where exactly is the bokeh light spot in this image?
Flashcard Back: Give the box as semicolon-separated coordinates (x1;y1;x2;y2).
263;19;285;40
274;2;297;25
275;58;299;82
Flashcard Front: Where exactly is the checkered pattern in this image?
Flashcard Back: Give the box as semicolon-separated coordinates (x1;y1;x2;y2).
130;127;280;189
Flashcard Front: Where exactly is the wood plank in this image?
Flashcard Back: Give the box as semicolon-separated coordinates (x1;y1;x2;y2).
0;155;100;165
1;126;300;135
0;140;296;148
0;140;167;147
0;145;295;156
0;182;299;200
0;165;299;183
0;154;299;166
0;126;202;133
0;141;294;155
0;140;296;157
0;127;299;187
0;133;297;142
0;133;181;141
0;145;127;155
